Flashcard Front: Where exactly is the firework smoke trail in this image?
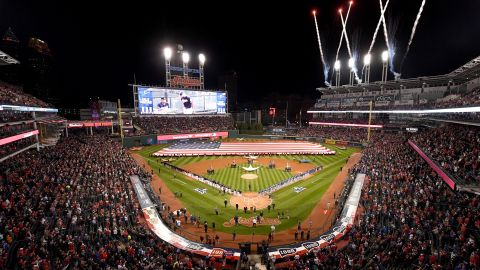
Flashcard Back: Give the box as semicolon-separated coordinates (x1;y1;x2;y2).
313;11;330;85
367;0;390;54
330;3;352;83
333;2;353;69
340;11;361;82
339;12;353;61
379;0;397;77
401;0;427;72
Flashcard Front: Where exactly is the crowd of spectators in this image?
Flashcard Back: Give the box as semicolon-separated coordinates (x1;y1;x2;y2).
0;136;37;158
2;119;480;269
0;111;33;123
0;81;50;108
272;133;480;269
313;86;480;112
429;87;480;109
412;124;480;184
422;112;480;123
0;134;224;269
133;115;234;135
291;126;377;142
0;122;35;139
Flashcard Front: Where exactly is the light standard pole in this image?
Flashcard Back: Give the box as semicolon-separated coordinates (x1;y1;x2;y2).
363;54;371;84
381;50;389;82
334;60;341;87
182;52;190;80
348;58;355;86
163;47;172;87
198;53;206;90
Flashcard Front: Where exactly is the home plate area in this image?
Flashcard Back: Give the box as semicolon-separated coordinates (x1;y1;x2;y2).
229;192;272;210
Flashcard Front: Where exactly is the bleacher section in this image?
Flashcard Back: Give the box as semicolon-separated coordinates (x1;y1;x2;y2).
311;55;480;112
133;115;234;135
0;81;50;107
0;81;61;161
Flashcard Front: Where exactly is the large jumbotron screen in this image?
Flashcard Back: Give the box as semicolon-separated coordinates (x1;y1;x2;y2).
138;87;227;115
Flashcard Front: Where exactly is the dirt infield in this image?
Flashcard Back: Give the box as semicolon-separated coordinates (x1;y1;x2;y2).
182;157;316;176
131;151;362;249
229;192;272;209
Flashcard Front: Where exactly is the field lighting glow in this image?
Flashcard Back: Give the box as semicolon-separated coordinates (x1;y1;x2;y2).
309;122;383;128
382;50;389;62
163;47;172;60
334;60;341;70
364;54;371;65
307;106;480;114
198;53;206;64
348;58;355;68
182;52;190;63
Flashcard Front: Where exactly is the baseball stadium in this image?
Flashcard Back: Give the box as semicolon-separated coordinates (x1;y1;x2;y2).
1;1;480;269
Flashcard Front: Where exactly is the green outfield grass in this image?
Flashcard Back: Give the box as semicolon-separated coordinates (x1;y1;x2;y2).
134;143;360;236
204;166;292;192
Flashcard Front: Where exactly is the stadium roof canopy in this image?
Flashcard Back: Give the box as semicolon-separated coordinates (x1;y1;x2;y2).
318;55;480;93
0;49;20;65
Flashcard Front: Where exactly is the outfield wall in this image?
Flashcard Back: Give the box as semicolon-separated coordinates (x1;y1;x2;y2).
123;130;365;149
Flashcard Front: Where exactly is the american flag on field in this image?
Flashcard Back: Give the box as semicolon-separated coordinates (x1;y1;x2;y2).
153;142;335;156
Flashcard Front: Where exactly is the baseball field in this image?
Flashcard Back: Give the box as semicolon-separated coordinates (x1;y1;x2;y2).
133;143;360;238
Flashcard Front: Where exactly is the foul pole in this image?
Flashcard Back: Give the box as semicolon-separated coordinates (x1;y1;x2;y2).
367;101;373;142
118;99;124;144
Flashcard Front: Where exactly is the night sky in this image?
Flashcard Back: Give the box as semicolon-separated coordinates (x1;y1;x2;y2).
1;0;479;108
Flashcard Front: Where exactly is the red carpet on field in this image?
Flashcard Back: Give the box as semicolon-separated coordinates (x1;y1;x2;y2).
153;142;335;156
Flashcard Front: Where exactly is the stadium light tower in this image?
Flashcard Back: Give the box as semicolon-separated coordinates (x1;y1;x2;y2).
334;60;341;87
381;50;389;82
348;58;355;85
363;54;371;84
198;53;206;90
164;47;173;87
182;52;190;79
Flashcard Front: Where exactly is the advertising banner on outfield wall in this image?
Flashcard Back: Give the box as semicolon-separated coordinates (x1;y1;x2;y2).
336;140;348;146
325;139;336;145
130;176;241;259
268;174;366;259
157;131;228;141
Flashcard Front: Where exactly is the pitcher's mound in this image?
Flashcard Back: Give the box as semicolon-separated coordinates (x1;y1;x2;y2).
241;173;258;180
230;192;272;210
